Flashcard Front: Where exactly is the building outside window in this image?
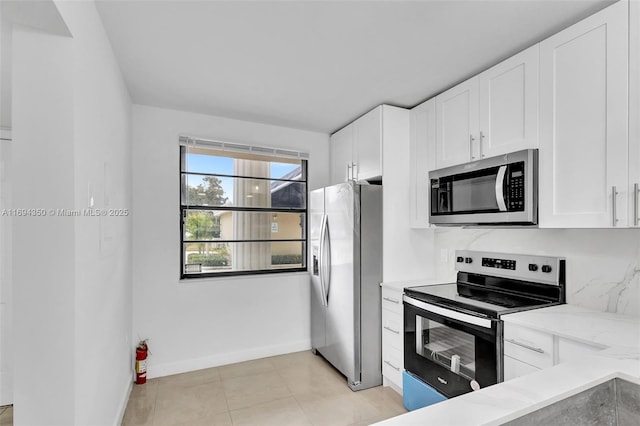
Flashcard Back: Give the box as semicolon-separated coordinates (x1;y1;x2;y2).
180;139;308;278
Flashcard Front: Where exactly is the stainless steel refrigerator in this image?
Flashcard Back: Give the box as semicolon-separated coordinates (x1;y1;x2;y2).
309;181;382;391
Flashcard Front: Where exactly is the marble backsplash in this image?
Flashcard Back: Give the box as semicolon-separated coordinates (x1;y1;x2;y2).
431;228;640;317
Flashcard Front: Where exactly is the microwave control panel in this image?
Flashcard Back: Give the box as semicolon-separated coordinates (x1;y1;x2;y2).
507;162;525;211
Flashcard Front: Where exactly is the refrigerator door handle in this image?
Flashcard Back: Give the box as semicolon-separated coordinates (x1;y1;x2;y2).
318;214;328;307
323;217;331;305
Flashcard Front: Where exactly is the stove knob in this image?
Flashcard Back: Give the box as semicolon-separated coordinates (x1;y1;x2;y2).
528;264;538;272
541;265;552;273
465;257;473;264
456;256;464;263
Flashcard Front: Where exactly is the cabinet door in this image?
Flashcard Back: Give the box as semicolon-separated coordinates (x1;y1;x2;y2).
557;338;603;364
381;287;404;390
630;0;640;228
479;45;539;159
504;355;540;381
435;77;479;168
539;1;628;228
409;99;436;228
330;124;354;185
354;106;382;181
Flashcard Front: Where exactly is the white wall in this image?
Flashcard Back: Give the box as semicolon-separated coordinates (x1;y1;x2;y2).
12;24;76;425
0;138;12;407
53;1;134;424
131;105;329;378
10;1;133;424
0;3;12;131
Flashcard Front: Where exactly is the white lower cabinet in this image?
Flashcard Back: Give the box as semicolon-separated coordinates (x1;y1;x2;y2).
557;337;604;364
503;355;541;381
504;322;606;381
504;323;554;370
503;323;554;380
381;286;404;393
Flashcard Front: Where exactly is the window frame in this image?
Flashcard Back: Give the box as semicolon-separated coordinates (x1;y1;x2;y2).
179;144;308;279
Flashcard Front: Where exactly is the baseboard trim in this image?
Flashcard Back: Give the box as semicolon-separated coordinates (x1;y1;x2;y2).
147;339;311;379
115;373;134;425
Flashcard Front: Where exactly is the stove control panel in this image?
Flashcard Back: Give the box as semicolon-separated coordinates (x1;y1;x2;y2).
481;257;516;270
455;250;565;286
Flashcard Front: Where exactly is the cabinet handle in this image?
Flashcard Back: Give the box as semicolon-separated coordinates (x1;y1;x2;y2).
384;360;400;371
346;163;352;181
383;296;400;304
469;134;476;160
612;186;618;227
479;131;485;158
352;162;358;181
634;183;639;227
383;326;400;335
505;338;545;354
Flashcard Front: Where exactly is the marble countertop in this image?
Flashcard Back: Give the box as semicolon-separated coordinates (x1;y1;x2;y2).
501;304;640;349
380;278;453;292
372;305;640;426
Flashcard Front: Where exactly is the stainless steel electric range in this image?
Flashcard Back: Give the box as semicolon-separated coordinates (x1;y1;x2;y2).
403;250;566;399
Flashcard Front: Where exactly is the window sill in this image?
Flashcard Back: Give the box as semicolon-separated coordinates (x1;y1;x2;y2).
179;268;309;283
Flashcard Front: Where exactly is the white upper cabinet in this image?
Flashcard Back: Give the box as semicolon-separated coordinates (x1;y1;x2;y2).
354;106;383;182
330;105;408;185
435;77;479;168
538;0;629;228
330;125;354;185
478;45;539;159
409;99;436;228
630;0;640;228
434;45;539;169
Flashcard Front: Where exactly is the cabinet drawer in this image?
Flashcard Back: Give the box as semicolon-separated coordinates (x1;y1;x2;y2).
504;323;554;369
381;288;403;313
382;346;403;386
504;354;541;381
382;310;403;350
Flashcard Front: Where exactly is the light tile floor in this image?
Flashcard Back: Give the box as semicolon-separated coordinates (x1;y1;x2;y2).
0;405;12;425
123;350;407;426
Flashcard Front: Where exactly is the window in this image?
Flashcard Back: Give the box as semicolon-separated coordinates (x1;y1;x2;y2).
180;138;308;278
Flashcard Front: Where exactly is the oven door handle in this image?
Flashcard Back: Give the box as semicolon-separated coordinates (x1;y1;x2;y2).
403;295;494;329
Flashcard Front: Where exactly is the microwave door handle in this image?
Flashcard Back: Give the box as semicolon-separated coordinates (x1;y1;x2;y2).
495;165;508;212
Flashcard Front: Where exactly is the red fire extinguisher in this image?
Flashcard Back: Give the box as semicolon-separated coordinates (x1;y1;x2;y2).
135;340;149;385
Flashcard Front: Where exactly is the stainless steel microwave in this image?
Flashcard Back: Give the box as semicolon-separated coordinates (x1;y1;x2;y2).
429;149;538;225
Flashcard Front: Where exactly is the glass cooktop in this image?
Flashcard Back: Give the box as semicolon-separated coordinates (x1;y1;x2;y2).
404;282;557;319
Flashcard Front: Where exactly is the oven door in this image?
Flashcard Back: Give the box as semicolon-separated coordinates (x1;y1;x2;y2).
403;295;502;398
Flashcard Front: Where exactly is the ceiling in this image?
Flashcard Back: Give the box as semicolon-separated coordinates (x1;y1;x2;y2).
4;1;617;134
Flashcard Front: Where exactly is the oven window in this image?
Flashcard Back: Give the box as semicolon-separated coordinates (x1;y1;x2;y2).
415;315;476;380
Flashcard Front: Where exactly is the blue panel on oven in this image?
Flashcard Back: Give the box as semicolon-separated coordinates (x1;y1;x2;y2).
402;371;447;411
